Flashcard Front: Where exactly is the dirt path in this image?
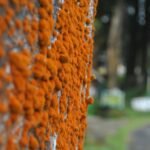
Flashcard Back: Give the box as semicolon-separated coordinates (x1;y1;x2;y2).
128;125;150;150
86;116;150;150
86;116;128;143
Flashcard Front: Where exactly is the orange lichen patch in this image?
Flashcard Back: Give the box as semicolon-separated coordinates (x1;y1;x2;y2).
23;100;34;116
59;54;69;63
32;62;49;80
31;20;39;31
6;136;18;150
19;133;29;147
13;75;26;92
86;97;94;105
34;53;46;65
9;95;22;114
0;46;5;58
0;102;8;113
9;52;31;71
39;19;50;31
39;8;49;18
0;0;8;6
33;90;45;111
29;135;39;150
0;0;98;149
39;0;50;7
6;8;15;19
23;18;31;33
26;113;42;128
59;92;67;114
0;17;7;36
47;58;58;76
27;33;37;46
7;27;15;37
0;68;7;80
54;77;62;91
39;31;50;46
27;2;35;12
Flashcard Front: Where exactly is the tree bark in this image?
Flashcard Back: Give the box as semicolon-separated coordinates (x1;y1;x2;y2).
0;0;98;149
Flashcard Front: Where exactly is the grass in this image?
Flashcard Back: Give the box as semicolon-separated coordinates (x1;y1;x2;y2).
84;109;150;150
85;87;150;150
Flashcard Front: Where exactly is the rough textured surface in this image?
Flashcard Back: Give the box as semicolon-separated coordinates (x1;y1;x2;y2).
0;0;97;149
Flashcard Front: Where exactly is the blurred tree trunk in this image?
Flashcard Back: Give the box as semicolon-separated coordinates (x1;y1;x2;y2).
124;0;148;90
124;0;138;88
107;0;124;88
146;0;150;93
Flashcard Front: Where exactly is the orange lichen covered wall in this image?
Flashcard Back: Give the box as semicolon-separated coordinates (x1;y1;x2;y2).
0;0;98;149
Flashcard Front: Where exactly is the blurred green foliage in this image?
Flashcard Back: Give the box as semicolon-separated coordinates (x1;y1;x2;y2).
88;86;147;117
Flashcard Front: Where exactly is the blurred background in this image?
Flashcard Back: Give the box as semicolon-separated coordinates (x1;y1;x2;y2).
85;0;150;149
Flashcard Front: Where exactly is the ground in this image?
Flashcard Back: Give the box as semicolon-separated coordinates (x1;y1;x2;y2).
128;125;150;150
85;113;150;150
86;116;127;143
